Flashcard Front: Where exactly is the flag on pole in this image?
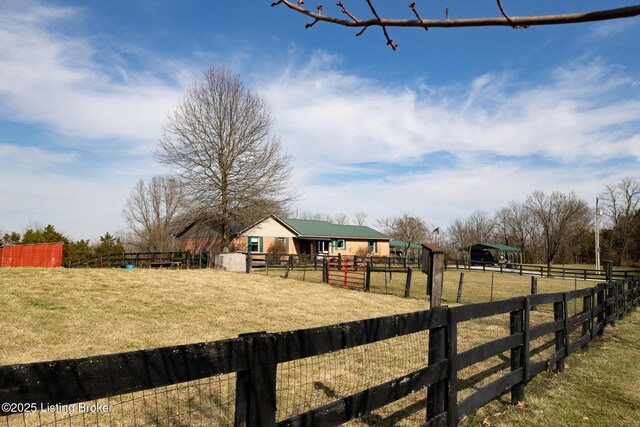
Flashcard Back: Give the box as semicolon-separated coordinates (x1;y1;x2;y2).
430;227;440;237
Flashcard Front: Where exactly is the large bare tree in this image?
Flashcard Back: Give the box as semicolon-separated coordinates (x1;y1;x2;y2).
600;177;640;264
122;175;188;252
156;66;294;250
525;190;590;270
272;1;640;50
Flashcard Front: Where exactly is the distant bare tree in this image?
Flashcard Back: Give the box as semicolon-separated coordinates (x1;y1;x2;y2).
378;212;429;254
273;1;640;50
525;190;590;270
353;211;368;226
334;213;349;225
448;210;495;257
156;66;295;250
122;175;188;252
600;177;640;264
492;202;535;262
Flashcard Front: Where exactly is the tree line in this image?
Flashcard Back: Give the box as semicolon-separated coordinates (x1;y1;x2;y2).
445;177;640;268
109;65;637;268
0;225;125;266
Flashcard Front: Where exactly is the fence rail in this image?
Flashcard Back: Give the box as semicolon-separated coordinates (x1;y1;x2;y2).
445;259;640;281
66;251;213;269
1;277;638;426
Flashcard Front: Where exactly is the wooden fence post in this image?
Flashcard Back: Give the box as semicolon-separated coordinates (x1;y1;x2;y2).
456;272;464;304
582;292;592;352
246;252;252;274
365;262;371;292
553;299;565;372
234;332;277;427
426;307;448;426
510;303;525;404
596;284;605;336
607;282;616;327
322;259;328;284
620;281;626;320
530;277;538;311
404;267;412;298
446;309;458;426
284;256;291;279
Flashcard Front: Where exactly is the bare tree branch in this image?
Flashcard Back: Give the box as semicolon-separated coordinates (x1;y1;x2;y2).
409;2;428;32
363;0;396;50
495;0;517;27
273;1;640;49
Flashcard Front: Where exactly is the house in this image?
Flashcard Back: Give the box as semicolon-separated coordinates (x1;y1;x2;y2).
235;215;391;256
176;220;224;253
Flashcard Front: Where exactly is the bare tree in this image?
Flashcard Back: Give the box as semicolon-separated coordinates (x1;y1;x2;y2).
447;210;495;257
525;190;590;270
272;1;640;50
156;66;295;250
492;202;535;262
600;177;640;264
378;212;429;254
334;213;349;225
122;175;188;252
353;211;368;226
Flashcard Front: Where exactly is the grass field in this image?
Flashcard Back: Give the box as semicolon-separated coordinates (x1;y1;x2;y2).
0;267;636;426
257;267;592;304
0;267;428;365
462;309;640;426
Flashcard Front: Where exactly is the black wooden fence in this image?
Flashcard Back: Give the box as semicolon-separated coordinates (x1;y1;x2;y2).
1;277;638;426
67;251;213;269
445;259;640;281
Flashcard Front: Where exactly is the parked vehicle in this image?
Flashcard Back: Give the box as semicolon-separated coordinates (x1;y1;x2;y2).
470;249;494;266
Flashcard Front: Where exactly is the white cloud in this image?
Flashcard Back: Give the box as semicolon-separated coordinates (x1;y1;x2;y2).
259;53;640;224
0;1;190;145
263;55;640;171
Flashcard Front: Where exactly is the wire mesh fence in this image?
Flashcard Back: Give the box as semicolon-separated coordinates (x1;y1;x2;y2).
275;330;430;422
1;373;236;427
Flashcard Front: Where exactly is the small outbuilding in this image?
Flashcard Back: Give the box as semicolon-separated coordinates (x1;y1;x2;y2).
465;243;522;266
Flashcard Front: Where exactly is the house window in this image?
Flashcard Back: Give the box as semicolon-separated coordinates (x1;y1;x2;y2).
317;241;329;253
249;237;260;252
335;239;346;250
368;241;378;253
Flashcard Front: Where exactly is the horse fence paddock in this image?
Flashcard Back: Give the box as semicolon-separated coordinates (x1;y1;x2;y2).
1;277;638;426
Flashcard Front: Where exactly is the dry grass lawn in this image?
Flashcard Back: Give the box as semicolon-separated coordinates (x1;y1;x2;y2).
0;267;429;365
462;309;640;426
0;267;636;427
261;267;593;304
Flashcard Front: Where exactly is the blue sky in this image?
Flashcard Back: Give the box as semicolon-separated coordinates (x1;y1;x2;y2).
0;0;639;241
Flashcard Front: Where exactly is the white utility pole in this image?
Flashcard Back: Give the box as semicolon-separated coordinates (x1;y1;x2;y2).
595;197;602;273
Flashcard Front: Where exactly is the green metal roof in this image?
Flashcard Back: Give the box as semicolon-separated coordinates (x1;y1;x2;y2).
281;218;388;240
390;240;422;250
467;243;521;253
